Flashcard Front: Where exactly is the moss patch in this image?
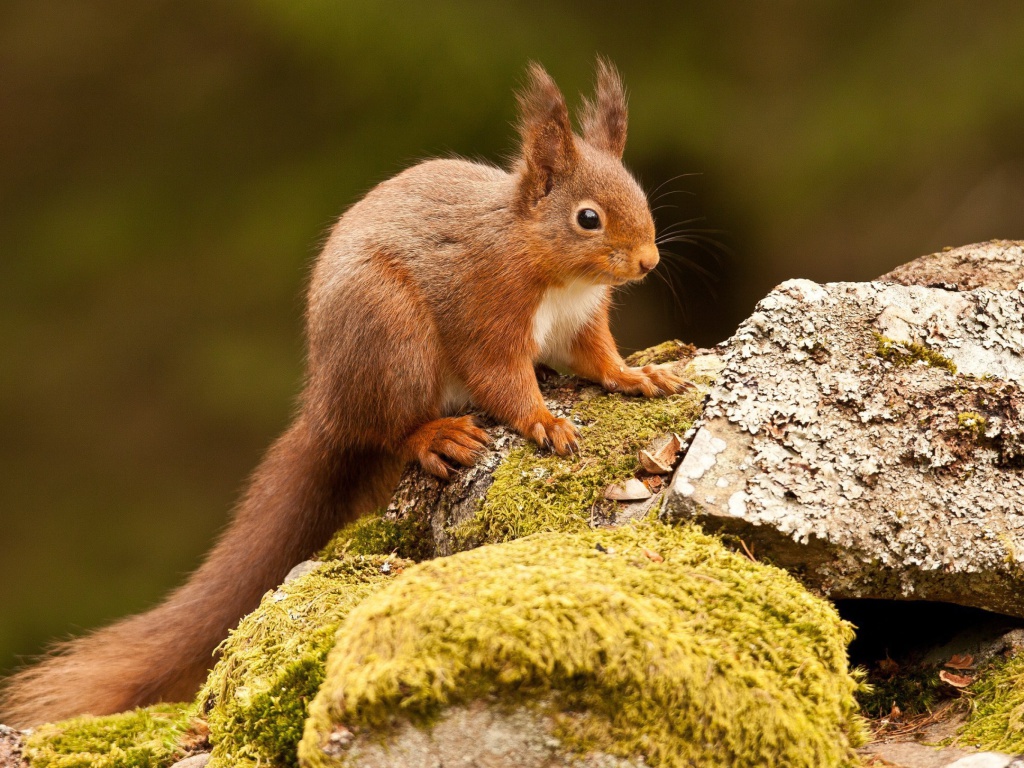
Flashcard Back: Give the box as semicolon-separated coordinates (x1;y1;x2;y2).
873;333;957;374
956;650;1024;753
624;339;695;367
200;556;407;768
468;386;704;544
301;521;866;768
23;703;197;768
957;411;989;440
857;665;946;719
318;510;433;561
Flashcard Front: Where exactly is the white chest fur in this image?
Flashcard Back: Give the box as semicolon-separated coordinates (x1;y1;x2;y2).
532;280;607;366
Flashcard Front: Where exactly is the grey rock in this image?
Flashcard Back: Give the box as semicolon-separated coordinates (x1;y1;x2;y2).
168;754;211;768
283;559;322;584
335;700;643;768
944;754;1023;768
860;739;972;768
664;274;1024;615
880;240;1024;292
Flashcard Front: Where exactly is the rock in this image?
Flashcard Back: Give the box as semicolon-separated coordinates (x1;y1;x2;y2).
945;755;1024;768
312;702;644;768
664;273;1024;615
859;741;1021;768
880;240;1024;292
857;709;990;767
170;754;212;768
862;740;973;768
282;559;322;584
0;725;25;768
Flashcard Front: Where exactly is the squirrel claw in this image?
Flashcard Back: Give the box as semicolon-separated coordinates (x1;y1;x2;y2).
604;364;691;398
527;414;578;456
406;415;490;480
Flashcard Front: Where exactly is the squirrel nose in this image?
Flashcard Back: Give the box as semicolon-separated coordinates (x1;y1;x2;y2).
637;244;659;274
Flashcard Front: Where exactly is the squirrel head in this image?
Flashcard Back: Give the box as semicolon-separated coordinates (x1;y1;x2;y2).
513;59;657;286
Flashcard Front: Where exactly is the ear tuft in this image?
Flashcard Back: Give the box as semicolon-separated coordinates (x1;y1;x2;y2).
516;62;577;206
579;56;628;158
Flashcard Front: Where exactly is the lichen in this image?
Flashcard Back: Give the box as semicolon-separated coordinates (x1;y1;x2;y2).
300;521;866;768
23;703;197;768
873;333;957;374
200;555;407;768
955;650;1024;753
468;387;705;544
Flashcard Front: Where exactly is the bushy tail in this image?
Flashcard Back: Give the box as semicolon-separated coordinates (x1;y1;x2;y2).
0;415;400;727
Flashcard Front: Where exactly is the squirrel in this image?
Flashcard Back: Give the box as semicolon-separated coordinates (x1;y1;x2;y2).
0;59;686;726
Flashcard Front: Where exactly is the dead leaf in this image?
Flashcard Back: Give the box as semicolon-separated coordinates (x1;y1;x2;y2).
945;653;974;670
645;476;664;493
642;547;664;563
639;449;672;474
939;670;974;688
604;478;653;501
639;433;683;474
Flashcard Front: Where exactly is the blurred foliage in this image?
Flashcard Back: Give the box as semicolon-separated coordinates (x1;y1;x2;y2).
1;0;1023;676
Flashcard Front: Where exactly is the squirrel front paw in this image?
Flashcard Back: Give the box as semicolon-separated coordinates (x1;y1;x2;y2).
404;415;491;480
523;411;579;455
602;364;692;397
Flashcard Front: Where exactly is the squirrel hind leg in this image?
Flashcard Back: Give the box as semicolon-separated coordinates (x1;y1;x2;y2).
401;415;490;480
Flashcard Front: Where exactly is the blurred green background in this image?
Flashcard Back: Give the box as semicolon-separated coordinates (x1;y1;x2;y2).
2;1;1023;677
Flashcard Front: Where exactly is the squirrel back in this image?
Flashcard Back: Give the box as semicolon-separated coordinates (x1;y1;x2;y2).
1;59;685;726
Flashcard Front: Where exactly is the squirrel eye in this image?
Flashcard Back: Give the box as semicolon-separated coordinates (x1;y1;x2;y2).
576;208;601;230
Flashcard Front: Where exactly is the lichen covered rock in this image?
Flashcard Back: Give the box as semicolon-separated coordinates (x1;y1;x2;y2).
879;239;1024;292
300;522;866;768
666;274;1024;616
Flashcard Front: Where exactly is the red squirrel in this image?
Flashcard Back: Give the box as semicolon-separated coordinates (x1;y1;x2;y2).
0;60;686;726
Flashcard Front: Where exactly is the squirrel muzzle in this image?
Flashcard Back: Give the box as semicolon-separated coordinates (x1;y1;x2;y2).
635;243;659;277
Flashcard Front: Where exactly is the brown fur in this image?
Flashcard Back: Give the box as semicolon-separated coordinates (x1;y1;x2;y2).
0;60;687;726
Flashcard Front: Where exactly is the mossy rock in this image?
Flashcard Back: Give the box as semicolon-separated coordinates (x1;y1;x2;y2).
200;556;409;768
22;703;198;768
300;522;866;768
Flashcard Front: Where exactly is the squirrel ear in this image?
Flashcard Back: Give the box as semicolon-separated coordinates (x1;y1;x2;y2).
516;62;578;205
579;57;628;158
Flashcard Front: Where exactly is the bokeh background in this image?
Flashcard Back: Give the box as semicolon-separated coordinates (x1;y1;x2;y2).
2;1;1023;676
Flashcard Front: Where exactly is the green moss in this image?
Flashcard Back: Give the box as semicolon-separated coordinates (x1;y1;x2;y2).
471;386;704;544
301;521;866;768
319;510;433;561
956;651;1024;753
957;411;989;439
200;556;406;768
624;339;694;367
873;333;957;374
857;666;945;719
23;703;197;768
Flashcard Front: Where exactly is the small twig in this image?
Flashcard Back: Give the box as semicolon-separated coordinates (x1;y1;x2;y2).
738;539;757;562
